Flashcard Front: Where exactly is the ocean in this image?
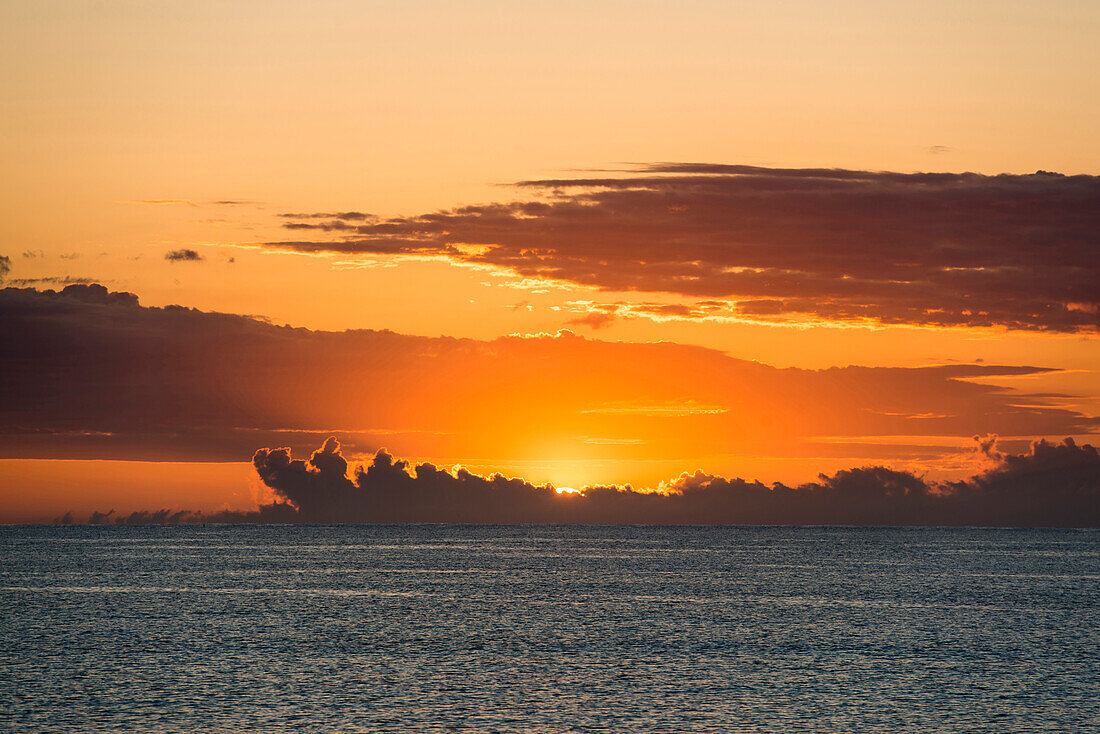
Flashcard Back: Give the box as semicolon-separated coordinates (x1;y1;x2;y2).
2;525;1097;732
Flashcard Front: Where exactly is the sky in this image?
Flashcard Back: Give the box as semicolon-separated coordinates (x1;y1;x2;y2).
1;1;1098;524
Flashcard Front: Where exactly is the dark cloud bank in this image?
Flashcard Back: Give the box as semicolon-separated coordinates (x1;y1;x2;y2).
271;164;1100;332
3;284;1096;463
80;435;1100;527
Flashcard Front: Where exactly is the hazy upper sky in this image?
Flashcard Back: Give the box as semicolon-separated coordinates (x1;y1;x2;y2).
1;1;1097;521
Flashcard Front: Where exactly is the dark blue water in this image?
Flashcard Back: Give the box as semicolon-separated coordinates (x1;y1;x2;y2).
1;525;1097;732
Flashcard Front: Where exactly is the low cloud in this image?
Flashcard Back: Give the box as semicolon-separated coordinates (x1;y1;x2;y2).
88;435;1099;526
252;436;358;514
270;436;1099;525
657;436;1100;527
164;248;204;262
83;505;298;525
265;164;1100;332
0;255;10;279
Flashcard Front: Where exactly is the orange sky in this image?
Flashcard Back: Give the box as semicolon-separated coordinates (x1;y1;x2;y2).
1;1;1098;521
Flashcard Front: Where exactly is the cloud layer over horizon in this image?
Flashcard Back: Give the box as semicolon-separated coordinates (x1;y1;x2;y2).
267;164;1100;332
76;435;1100;527
3;284;1095;473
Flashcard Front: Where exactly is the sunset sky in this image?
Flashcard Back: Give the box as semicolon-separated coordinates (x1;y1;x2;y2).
1;1;1098;523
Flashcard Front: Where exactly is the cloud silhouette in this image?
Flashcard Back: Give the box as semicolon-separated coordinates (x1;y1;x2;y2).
86;504;298;524
8;276;101;287
164;248;204;262
123;199;197;207
0;255;11;279
211;436;1100;526
649;437;1100;527
252;436;358;516
250;438;571;523
939;437;1100;526
266;164;1100;331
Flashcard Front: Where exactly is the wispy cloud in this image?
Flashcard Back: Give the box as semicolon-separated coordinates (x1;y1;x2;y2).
119;199;198;207
164;248;204;262
7;276;102;287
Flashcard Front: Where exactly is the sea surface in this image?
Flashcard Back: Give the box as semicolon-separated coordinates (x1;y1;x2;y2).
1;525;1097;733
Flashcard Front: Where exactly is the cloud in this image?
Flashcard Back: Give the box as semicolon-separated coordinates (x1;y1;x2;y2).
264;164;1100;332
654;436;1100;526
0;255;10;279
252;438;576;523
278;211;374;221
937;437;1100;525
86;505;298;524
559;299;738;326
121;199;197;207
252;436;357;515
2;284;1096;467
205;436;1100;525
8;276;102;287
29;283;139;306
567;310;617;329
78;435;1100;526
164;248;204;262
